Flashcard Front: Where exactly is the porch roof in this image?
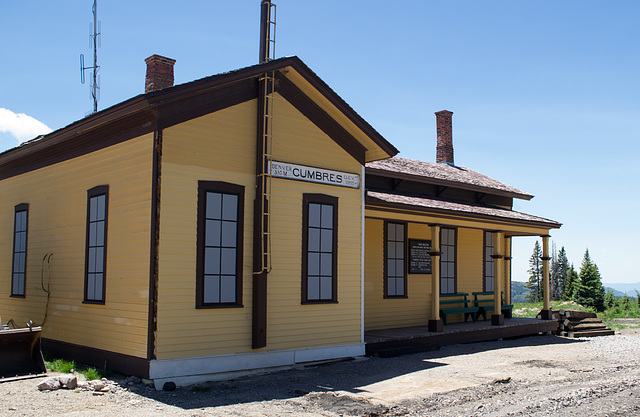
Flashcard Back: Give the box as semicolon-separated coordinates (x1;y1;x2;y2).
366;157;533;200
366;190;562;229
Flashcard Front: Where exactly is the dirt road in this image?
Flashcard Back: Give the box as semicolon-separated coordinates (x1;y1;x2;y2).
2;328;639;416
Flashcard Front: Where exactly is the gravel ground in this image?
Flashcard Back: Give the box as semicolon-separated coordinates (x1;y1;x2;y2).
2;327;640;416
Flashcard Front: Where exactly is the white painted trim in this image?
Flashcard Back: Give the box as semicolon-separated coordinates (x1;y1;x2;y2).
149;343;365;389
360;164;365;344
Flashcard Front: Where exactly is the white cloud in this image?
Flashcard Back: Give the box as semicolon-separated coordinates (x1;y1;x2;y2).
0;108;53;144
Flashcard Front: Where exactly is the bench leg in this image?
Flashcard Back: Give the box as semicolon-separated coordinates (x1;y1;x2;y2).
440;311;447;326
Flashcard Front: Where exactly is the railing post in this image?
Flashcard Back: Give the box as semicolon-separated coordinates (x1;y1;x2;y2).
428;224;443;332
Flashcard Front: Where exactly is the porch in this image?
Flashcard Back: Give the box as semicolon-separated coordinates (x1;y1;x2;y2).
365;317;558;357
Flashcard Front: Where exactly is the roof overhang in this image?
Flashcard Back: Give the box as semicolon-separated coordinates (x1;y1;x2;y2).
0;56;397;180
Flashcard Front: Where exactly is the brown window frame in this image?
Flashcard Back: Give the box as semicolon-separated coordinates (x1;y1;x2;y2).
84;185;109;304
440;227;457;295
196;181;245;309
384;221;407;298
301;193;338;304
483;231;495;292
11;203;29;298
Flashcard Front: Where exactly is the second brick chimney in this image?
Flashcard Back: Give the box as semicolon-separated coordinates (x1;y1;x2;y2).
145;54;176;93
435;110;454;165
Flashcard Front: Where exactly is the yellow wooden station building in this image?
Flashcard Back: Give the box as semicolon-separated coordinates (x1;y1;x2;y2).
0;48;560;385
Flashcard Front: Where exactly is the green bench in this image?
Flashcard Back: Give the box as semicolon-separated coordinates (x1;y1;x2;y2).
439;293;480;325
472;291;514;320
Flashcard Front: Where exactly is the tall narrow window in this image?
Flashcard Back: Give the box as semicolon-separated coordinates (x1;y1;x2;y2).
85;186;108;303
440;228;456;294
385;222;406;297
302;194;338;303
196;181;244;308
484;231;495;292
11;203;29;297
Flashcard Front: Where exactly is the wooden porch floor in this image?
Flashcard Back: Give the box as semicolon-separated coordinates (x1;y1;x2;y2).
365;318;559;357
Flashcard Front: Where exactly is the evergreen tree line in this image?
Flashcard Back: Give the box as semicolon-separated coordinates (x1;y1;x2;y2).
525;242;610;311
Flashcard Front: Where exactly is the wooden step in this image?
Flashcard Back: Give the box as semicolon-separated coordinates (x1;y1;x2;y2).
559;309;597;319
565;323;608;331
567;329;615;338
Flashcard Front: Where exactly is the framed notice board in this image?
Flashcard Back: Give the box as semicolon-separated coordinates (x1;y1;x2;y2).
409;239;432;274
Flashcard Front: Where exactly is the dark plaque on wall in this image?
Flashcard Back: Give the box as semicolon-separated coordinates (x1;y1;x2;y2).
409;239;432;274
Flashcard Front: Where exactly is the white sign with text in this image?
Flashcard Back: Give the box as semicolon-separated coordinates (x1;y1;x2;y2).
269;161;360;189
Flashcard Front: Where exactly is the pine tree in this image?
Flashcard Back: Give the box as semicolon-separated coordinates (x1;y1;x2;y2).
526;241;543;302
564;264;578;301
555;247;569;299
573;249;605;311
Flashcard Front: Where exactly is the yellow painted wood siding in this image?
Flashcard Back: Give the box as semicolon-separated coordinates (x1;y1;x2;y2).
156;94;363;360
364;218;433;331
0;135;154;358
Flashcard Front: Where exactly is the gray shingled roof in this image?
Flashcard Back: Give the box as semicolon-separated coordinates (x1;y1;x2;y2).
366;157;533;200
367;190;561;228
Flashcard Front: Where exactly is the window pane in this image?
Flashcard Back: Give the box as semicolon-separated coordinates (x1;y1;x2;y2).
220;276;236;303
308;228;320;252
307;276;320;300
395;242;404;259
321;205;333;228
396;224;404;241
206;192;222;219
308;203;321;228
221;221;237;247
388;259;396;277
222;194;238;221
90;197;98;221
387;277;396;296
320;276;332;299
206;219;221;247
94;273;103;300
387;223;396;240
396;277;404;295
204;275;220;303
320;253;332;276
89;222;97;247
88;247;96;273
96;195;106;220
320;229;332;252
204;247;221;274
308;252;320;275
395;259;404;277
387;241;396;258
95;221;104;246
221;248;236;275
87;274;96;299
94;247;104;272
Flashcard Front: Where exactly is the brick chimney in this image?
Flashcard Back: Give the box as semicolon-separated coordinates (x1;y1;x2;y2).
435;110;454;165
145;55;176;93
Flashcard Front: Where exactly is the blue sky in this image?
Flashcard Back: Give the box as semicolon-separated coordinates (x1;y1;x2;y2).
1;1;639;286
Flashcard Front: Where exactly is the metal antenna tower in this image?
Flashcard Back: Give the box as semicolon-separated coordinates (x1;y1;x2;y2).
80;0;101;113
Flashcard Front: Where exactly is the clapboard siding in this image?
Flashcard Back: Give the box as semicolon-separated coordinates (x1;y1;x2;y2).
155;95;363;359
0;134;154;358
364;218;432;331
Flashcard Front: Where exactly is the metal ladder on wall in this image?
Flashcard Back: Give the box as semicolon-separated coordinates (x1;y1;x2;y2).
257;1;277;274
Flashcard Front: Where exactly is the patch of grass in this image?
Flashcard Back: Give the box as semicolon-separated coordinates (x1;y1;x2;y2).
512;301;593;318
43;354;111;381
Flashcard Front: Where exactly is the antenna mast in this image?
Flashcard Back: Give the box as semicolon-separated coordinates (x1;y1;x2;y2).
80;0;101;113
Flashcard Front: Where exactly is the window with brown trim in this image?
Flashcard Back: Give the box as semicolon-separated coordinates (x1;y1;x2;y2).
385;221;406;297
484;231;495;292
11;203;29;297
84;186;109;303
196;181;244;308
302;194;338;303
440;228;457;294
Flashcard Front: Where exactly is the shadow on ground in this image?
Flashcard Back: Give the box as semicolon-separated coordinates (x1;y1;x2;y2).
133;334;584;410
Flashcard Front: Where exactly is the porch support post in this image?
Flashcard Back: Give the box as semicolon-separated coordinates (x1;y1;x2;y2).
504;236;512;305
540;235;553;320
428;224;443;332
491;231;505;326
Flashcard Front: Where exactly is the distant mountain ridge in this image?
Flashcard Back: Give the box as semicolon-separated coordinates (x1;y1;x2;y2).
511;281;639;301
